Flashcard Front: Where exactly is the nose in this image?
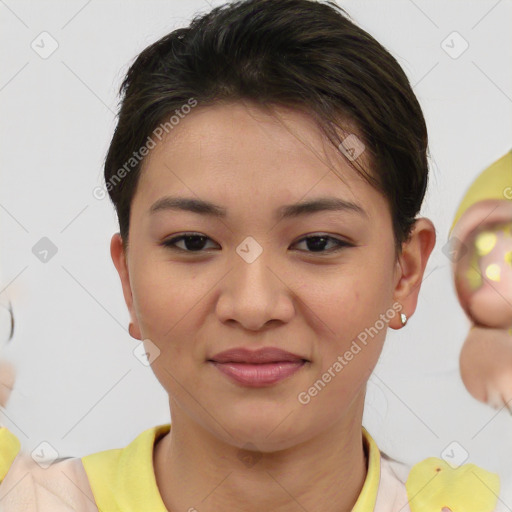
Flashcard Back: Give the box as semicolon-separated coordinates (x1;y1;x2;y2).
215;248;295;331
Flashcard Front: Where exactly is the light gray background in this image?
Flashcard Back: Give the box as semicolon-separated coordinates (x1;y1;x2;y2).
1;0;511;496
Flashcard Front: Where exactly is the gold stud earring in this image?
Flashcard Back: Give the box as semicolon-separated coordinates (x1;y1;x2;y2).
400;313;408;327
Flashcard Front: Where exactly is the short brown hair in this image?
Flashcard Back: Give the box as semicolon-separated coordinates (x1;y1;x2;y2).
104;0;429;254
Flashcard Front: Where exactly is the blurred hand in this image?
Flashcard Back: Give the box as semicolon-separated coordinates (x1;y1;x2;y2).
0;359;15;409
460;326;512;413
0;300;15;412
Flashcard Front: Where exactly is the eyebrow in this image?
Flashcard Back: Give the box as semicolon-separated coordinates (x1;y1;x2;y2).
149;195;368;220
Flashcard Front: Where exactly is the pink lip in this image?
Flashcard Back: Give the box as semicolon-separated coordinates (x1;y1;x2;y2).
210;361;307;387
209;347;307;364
208;347;309;387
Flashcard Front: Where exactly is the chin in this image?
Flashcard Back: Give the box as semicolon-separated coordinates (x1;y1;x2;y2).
218;408;303;446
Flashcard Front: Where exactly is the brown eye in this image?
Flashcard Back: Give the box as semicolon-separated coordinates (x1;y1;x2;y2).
162;233;219;252
292;235;352;254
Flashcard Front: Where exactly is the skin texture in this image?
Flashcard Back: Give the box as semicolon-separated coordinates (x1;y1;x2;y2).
111;101;436;512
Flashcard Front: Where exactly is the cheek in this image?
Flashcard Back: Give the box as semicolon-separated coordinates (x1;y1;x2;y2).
129;260;209;373
302;261;393;381
130;261;207;398
303;262;393;338
132;257;202;329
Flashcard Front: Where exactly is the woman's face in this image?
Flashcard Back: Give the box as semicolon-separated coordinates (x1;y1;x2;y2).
113;101;413;451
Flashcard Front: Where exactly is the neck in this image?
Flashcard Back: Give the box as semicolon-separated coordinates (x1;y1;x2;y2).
154;398;369;512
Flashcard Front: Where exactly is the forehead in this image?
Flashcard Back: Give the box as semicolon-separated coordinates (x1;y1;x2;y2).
135;101;385;218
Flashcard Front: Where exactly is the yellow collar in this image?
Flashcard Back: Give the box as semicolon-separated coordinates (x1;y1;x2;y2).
354;426;381;511
82;423;171;512
82;423;381;511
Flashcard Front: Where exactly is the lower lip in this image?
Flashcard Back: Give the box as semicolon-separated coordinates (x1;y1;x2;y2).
209;361;307;387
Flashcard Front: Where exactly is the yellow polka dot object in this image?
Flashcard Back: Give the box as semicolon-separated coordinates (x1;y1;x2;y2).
449;149;512;235
405;457;500;512
465;222;512;292
449;149;512;335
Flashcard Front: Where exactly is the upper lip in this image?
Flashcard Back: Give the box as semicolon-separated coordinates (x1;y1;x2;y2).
209;347;308;364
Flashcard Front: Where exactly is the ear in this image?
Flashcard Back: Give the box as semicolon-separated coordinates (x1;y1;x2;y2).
110;233;142;340
389;217;436;329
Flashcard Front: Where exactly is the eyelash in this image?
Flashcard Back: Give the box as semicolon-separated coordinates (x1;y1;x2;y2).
161;233;352;255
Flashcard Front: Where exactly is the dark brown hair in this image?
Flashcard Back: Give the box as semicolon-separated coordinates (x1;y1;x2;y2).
104;0;429;254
